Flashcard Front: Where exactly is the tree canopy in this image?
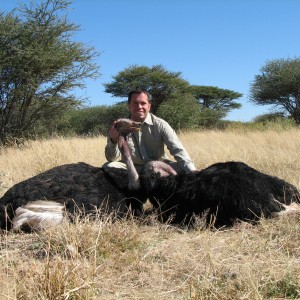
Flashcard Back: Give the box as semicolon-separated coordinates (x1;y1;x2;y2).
250;58;300;124
104;64;190;114
0;0;100;144
104;65;243;125
188;85;242;119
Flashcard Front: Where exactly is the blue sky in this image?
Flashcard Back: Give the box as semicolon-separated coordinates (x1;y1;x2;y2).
2;0;300;121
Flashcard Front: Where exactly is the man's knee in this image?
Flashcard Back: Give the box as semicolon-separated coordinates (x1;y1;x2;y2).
102;161;128;190
102;161;128;171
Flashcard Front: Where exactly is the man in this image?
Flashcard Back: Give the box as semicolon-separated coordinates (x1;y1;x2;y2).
104;90;196;174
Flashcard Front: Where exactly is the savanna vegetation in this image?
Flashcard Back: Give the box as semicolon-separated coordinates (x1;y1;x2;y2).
0;127;299;299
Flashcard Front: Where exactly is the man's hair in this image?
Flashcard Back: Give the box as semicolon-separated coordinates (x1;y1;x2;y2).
128;90;151;103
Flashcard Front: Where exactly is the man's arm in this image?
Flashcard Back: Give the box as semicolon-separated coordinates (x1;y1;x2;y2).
105;122;121;162
160;121;196;172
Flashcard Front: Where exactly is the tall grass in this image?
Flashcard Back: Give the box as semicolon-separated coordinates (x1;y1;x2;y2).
0;128;300;299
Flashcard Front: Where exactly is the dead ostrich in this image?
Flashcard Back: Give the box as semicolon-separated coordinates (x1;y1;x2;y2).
139;161;300;227
0;119;141;231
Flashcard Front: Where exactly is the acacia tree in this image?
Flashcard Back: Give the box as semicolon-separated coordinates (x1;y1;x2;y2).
0;0;100;144
188;85;242;119
250;58;300;124
104;65;243;124
104;65;190;114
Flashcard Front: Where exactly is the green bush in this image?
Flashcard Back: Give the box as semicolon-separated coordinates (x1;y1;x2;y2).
157;94;201;131
24;103;299;140
56;104;128;136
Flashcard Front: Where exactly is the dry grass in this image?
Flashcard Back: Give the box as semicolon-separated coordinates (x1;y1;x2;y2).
0;128;300;299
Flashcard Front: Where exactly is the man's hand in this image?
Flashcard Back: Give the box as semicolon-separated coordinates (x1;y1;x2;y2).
108;121;119;144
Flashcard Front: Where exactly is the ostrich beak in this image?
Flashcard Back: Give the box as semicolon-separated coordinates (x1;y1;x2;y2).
115;118;141;135
124;121;141;132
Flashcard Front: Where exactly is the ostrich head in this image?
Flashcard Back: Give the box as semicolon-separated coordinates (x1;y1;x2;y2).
114;118;141;138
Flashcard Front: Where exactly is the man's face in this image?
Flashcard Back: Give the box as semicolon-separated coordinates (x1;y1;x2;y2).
128;92;151;122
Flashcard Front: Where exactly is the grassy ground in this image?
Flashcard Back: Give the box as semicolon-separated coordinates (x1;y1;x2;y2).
0;128;300;299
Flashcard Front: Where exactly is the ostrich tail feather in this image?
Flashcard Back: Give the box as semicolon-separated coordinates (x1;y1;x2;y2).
12;200;65;232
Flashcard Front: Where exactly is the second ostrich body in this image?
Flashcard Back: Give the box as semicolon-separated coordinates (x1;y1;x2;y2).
139;161;300;226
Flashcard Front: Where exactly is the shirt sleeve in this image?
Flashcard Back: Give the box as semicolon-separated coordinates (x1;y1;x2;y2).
160;121;196;172
105;137;121;162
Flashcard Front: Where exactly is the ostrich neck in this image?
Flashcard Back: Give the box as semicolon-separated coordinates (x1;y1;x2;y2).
119;136;141;190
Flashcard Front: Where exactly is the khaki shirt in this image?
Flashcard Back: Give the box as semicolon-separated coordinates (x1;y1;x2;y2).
105;113;196;172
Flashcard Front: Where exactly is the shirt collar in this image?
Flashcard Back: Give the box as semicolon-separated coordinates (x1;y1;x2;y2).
143;113;153;125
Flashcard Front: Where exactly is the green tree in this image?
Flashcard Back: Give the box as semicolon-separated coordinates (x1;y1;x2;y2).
104;65;243;123
253;112;286;123
0;0;100;144
157;94;201;131
189;85;242;119
250;58;300;124
104;64;190;114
